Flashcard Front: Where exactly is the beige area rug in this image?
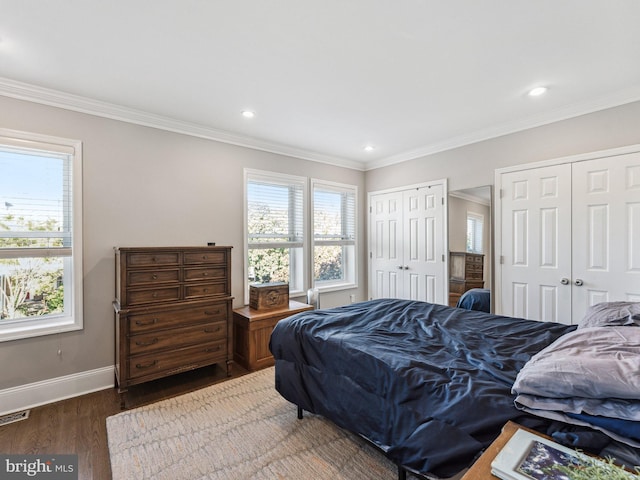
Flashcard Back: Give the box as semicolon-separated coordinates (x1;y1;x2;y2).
106;367;403;479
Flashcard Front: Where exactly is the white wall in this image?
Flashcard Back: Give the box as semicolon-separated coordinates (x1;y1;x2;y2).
0;95;366;394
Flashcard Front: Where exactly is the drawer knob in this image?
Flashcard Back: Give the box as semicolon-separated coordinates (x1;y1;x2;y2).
135;318;158;326
206;346;221;353
135;338;159;347
152;274;158;280
203;288;208;293
152;292;158;298
202;272;208;276
204;310;220;315
202;255;208;260
204;327;221;333
151;257;157;262
135;360;158;369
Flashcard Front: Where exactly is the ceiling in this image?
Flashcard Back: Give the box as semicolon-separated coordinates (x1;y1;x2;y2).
1;1;640;171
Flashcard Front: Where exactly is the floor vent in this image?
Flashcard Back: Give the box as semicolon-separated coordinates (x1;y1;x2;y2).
0;409;30;427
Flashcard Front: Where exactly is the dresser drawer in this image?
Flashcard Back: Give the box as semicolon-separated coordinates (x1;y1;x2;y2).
127;339;227;380
184;266;226;282
183;250;226;265
127;252;180;267
128;302;228;333
127;286;181;306
129;320;227;355
185;282;227;299
128;268;180;286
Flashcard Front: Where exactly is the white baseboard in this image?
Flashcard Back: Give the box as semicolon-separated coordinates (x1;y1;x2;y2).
0;366;115;416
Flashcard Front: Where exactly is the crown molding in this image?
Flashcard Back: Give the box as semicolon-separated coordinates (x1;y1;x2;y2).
365;85;640;171
3;76;640;173
0;77;366;171
448;190;491;206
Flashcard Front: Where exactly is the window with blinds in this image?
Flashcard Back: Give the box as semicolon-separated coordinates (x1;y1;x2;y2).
466;212;484;254
245;170;306;295
0;129;83;341
312;179;357;288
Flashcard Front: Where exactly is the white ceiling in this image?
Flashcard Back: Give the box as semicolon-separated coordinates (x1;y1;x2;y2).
2;1;640;171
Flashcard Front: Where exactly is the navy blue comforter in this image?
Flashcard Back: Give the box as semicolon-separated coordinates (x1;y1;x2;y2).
270;299;574;477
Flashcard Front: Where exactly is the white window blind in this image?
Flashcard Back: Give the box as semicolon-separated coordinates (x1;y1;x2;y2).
245;170;306;294
0;129;83;342
466;212;484;254
312;180;357;288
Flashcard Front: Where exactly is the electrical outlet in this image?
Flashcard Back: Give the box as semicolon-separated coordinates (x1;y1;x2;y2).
349;294;356;303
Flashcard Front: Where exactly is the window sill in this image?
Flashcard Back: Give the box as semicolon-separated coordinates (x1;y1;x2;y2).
0;316;82;343
315;282;357;294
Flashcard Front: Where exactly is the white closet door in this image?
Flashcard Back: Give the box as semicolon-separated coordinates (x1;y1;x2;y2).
403;185;445;303
370;190;405;298
500;164;572;323
572;152;640;319
369;183;446;303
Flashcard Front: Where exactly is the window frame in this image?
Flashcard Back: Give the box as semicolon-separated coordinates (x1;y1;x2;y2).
243;169;308;303
466;211;484;254
0;128;83;342
311;178;357;292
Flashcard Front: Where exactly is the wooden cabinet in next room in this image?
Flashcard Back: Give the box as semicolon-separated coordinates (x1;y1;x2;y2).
448;251;484;306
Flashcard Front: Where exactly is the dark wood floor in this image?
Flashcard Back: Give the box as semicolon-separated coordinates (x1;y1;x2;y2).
0;363;249;480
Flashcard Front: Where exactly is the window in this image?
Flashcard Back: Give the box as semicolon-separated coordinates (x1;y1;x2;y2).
466;212;484;254
244;170;358;301
0;129;83;342
245;170;306;297
312;180;357;290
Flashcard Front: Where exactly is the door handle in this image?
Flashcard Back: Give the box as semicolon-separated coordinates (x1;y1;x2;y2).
560;278;569;285
574;279;584;286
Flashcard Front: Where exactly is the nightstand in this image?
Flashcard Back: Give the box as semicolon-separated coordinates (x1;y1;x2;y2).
233;300;313;371
461;421;542;479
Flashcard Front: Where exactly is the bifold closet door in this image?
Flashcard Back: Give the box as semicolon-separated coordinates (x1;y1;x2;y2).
500;164;573;324
500;151;640;324
369;184;446;304
401;186;446;304
571;152;640;319
370;190;405;299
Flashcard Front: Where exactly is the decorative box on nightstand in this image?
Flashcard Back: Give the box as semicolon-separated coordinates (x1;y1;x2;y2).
233;300;313;371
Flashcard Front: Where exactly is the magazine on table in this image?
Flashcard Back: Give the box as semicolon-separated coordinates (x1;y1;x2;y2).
490;428;634;480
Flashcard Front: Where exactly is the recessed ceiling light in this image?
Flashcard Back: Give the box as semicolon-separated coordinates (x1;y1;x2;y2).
363;145;375;152
528;86;548;97
242;110;255;118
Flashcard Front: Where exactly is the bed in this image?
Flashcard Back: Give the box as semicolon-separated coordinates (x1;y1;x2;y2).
455;288;490;312
269;298;640;478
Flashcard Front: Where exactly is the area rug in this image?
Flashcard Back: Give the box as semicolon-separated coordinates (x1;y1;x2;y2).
106;367;402;479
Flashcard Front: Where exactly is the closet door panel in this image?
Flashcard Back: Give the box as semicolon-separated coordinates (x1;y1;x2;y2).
572;152;640;320
370;191;405;299
500;164;572;323
403;185;445;304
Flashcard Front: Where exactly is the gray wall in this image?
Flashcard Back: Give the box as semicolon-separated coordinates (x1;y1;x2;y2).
3;93;640;393
0;95;366;390
366;100;640;193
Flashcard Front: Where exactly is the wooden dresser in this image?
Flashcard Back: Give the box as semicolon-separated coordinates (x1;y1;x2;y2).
449;251;484;306
113;246;233;403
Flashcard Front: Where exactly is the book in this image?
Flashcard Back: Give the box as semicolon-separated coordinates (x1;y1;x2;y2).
490;428;633;480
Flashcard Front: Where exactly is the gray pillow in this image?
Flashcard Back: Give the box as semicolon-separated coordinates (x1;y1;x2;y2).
578;301;640;329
